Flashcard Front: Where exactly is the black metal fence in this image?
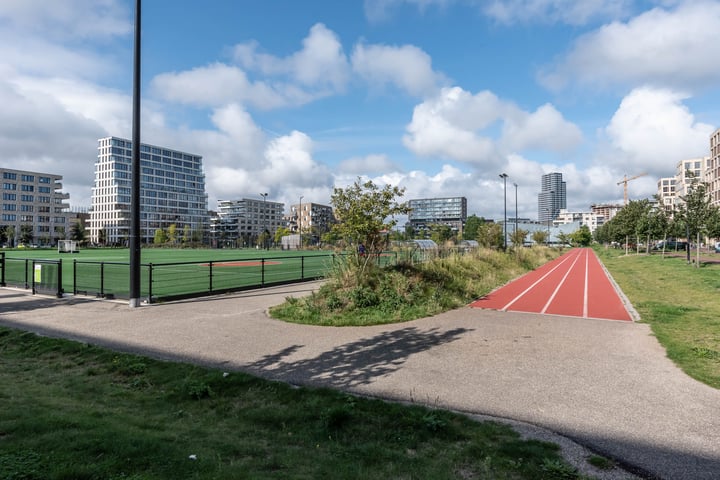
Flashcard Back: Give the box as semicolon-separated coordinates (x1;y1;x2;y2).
1;251;405;303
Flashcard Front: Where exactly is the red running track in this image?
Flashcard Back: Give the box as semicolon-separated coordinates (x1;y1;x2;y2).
469;248;633;321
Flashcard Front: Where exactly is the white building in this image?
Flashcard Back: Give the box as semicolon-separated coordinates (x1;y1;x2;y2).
209;198;285;248
1;167;72;246
554;209;603;233
89;137;208;245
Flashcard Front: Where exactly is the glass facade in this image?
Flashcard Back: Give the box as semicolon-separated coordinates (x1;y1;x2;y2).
407;197;467;233
90;136;209;245
538;172;567;222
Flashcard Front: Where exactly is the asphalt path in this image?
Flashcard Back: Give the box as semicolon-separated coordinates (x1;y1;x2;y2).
1;276;719;479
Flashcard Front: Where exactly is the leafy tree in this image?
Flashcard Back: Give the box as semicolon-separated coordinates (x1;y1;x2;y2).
4;225;15;246
404;224;416;240
19;224;34;245
330;178;409;261
70;221;87;245
182;225;191;243
531;229;548;245
274;226;291;245
509;228;528;248
98;227;107;246
167;224;177;244
477;222;503;249
569;225;592;246
191;227;204;243
429;224;453;244
154;228;168;244
463;215;483;240
677;181;720;265
556;232;571;247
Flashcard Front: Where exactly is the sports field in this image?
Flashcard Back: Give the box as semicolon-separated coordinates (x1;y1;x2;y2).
1;247;357;302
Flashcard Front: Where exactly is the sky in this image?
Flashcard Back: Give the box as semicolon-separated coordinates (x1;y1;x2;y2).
1;0;719;222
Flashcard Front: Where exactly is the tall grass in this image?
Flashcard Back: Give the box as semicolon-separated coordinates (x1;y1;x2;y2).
270;247;558;327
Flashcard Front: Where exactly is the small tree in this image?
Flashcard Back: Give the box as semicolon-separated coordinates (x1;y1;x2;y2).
330;178;409;265
167;224;177;245
98;227;107;246
429;224;453;244
477;222;503;249
4;226;15;246
532;230;548;245
569;225;592;246
274;227;291;245
509;228;528;248
463;215;483;240
154;228;168;245
19;224;34;245
182;225;191;243
70;221;87;245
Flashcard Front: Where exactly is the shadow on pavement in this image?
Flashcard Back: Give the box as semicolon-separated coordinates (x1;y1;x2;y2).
247;326;473;390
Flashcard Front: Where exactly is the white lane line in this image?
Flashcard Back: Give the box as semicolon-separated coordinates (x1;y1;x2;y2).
583;249;589;318
540;249;583;314
501;250;579;311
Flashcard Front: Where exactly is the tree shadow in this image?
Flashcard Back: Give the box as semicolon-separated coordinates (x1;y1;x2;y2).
247;326;473;390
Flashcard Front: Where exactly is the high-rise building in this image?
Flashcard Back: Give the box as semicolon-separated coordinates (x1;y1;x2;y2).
538;172;566;222
407;197;467;234
209;198;285;247
89;137;208;245
1;167;72;246
709;129;720;207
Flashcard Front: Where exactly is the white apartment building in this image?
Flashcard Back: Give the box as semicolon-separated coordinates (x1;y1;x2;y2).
89;137;208;245
554;209;603;233
674;157;710;201
1;167;72;246
209;198;285;247
657;177;677;214
710;128;720;207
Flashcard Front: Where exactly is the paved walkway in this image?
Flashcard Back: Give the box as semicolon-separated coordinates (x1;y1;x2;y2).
1;283;719;480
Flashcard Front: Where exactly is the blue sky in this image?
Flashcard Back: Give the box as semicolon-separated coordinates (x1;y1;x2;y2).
2;0;719;221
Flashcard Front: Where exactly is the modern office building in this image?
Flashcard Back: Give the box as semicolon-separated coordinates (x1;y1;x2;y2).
709;128;720;207
407;197;467;234
288;202;335;235
538;172;566;223
89;137;208;245
209;198;285;247
657;177;677;214
1;167;72;246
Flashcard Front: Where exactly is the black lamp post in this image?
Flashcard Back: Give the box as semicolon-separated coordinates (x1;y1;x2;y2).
260;193;268;249
499;173;508;250
513;182;518;238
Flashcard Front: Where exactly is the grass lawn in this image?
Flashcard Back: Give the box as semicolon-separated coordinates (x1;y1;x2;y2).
1;247;339;301
0;327;584;480
595;246;720;389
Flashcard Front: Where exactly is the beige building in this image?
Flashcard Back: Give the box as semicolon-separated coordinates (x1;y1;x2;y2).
710;128;720;207
656;177;677;214
288;202;335;236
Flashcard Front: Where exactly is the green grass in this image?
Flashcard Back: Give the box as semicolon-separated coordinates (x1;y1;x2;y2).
270;247;560;326
1;247;340;301
594;246;720;389
0;326;582;480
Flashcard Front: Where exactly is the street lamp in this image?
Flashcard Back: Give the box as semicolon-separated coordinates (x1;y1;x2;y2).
260;192;268;249
513;182;518;238
499;173;508;250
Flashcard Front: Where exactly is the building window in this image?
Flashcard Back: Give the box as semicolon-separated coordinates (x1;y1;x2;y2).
21;174;35;182
3;172;17;180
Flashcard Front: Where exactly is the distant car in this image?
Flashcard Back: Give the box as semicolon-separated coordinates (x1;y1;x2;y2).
655;240;687;251
715;242;720;253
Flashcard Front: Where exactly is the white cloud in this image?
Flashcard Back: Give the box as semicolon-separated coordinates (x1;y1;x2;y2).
483;0;633;26
540;1;720;91
403;87;582;166
604;86;715;174
351;43;447;97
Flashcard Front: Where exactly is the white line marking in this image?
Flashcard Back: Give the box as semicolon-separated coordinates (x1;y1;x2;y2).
501;250;579;311
583;249;589;318
540;250;582;314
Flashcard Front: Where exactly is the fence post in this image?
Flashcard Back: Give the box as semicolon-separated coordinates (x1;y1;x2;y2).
209;261;213;294
0;252;5;286
261;258;265;285
24;259;29;289
147;263;153;304
31;260;35;294
57;259;63;298
73;259;77;295
301;255;305;279
100;262;105;298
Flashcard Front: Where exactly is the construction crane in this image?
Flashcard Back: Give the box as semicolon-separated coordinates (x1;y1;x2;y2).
617;173;647;205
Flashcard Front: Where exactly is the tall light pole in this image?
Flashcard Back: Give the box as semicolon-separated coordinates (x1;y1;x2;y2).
544;208;551;245
129;0;142;308
260;193;268;249
513;182;518;237
499;173;508;250
298;195;304;249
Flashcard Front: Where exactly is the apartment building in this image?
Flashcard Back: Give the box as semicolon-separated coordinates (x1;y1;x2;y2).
407;197;467;234
710;128;720;207
656;177;677;214
555;209;603;233
89;137;208;245
538;172;566;222
1;167;72;246
288;202;335;236
209;198;285;247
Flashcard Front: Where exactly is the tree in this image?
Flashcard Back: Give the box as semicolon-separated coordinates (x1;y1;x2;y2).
182;225;191;243
531;230;548;245
678;181;719;266
70;221;87;245
154;228;168;244
167;224;177;244
509;228;528;248
556;232;571;248
19;224;33;245
477;222;503;249
463;215;483;240
429;224;453;244
274;226;291;245
330;178;410;260
570;225;592;246
98;227;107;246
